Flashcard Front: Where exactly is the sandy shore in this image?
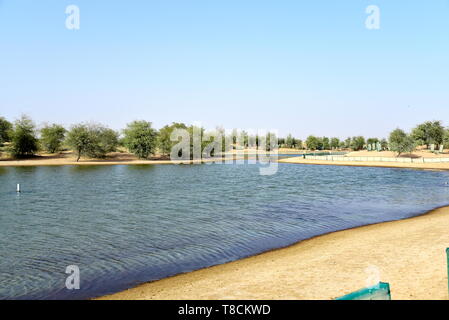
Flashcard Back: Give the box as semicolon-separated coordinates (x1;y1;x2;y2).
0;152;244;167
279;157;449;171
100;206;449;300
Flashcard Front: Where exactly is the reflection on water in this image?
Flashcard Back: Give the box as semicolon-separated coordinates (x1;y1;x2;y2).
0;163;449;299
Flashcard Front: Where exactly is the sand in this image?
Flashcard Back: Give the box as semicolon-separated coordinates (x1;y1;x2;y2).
99;206;449;300
279;157;449;171
344;150;449;158
0;152;244;167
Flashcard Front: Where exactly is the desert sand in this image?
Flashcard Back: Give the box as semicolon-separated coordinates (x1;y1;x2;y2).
100;206;449;300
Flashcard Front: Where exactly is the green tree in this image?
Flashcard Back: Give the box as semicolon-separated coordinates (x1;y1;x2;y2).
380;138;388;150
322;137;330;150
411;121;444;148
123;120;158;159
158;122;188;157
66;123;118;161
294;139;303;149
40;124;66;153
0;117;12;144
278;137;285;147
330;137;340;150
344;137;352;149
351;136;365;151
285;134;294;148
444;129;449;149
10;115;39;158
96;127;119;155
239;130;249;148
265;132;278;151
389;128;415;157
306;135;322;150
66;124;91;161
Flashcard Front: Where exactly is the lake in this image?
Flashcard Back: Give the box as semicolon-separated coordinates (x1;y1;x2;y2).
1;163;449;299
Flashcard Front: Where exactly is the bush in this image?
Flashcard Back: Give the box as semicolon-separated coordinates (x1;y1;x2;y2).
66;123;118;161
40;124;66;153
0;117;12;144
10;115;39;158
389;128;415;156
123;121;158;159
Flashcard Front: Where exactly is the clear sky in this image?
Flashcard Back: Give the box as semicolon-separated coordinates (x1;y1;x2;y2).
0;0;448;138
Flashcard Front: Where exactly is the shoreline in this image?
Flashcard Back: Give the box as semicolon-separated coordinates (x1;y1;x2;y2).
0;157;246;167
278;157;449;171
99;206;449;300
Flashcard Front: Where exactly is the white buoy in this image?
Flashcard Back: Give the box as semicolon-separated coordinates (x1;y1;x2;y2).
16;184;20;193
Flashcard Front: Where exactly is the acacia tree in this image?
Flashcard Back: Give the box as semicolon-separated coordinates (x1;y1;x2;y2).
389;128;415;157
411;121;444;149
66;124;91;161
66;123;118;161
40;124;66;153
306;135;322;150
123;120;158;159
10;115;39;158
158;122;188;157
444;129;449;149
0;117;12;144
285;134;294;148
351;136;365;151
330;138;340;150
344;137;352;149
322;137;330;150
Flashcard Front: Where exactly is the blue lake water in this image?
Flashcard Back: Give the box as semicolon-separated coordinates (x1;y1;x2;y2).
1;163;449;299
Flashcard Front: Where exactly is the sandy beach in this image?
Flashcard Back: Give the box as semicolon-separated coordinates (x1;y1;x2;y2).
100;206;449;300
279;157;449;171
0;152;244;167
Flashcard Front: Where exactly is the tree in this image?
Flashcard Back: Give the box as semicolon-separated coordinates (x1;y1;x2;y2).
10;115;39;158
306;135;322;151
330;137;340;150
411;121;444;148
351;136;365;151
123;120;158;159
96;127;119;155
0;117;12;144
380;138;388;150
40;124;66;153
344;137;352;149
239;130;249;148
66;123;118;161
322;137;330;150
285;134;294;148
444;129;449;149
66;124;91;161
158;122;188;157
265;132;278;151
278;137;285;147
389;128;415;157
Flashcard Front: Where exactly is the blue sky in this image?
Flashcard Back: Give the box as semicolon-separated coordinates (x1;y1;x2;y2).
0;0;448;138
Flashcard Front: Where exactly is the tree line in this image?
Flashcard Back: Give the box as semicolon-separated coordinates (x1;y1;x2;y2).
0;116;276;161
0;116;448;160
